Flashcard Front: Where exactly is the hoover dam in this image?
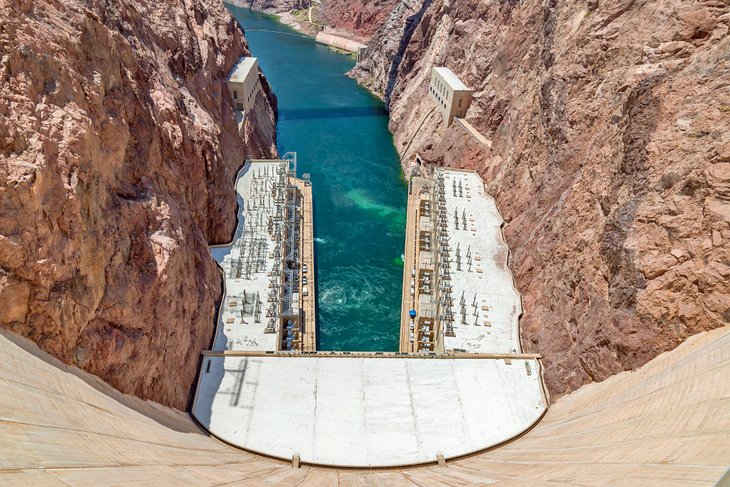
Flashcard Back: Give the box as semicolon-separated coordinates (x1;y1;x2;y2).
1;0;729;485
2;326;728;484
185;10;552;467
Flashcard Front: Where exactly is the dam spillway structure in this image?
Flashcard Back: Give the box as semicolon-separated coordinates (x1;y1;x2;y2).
192;162;548;468
204;35;536;470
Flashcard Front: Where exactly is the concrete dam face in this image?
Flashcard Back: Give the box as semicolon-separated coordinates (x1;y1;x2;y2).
2;325;728;485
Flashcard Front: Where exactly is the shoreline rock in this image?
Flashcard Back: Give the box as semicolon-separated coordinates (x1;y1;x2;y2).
224;0;395;42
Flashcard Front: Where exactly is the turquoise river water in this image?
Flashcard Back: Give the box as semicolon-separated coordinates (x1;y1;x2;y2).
227;6;406;351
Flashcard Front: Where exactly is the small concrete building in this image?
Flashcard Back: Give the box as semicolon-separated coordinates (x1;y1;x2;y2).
429;67;473;126
228;57;260;114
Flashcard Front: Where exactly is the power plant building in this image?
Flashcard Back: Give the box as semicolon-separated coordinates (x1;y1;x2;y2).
227;57;260;114
429;67;472;126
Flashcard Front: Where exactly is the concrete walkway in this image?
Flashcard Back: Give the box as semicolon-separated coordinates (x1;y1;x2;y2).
453;117;492;149
292;179;317;351
400;176;429;352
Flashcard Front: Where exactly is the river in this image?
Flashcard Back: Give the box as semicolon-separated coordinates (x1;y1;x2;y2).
226;6;406;351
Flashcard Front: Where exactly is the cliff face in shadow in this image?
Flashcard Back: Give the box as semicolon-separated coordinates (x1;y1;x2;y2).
353;0;730;397
0;0;276;409
350;0;427;99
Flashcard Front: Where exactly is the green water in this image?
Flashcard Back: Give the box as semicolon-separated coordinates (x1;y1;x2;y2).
227;7;406;351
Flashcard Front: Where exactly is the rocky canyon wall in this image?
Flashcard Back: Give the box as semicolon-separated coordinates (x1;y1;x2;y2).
225;0;400;40
354;0;730;397
318;0;402;39
0;0;276;409
224;0;308;14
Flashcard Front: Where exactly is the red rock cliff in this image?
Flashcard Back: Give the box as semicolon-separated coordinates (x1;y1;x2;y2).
354;0;730;397
224;0;308;14
0;0;276;409
225;0;400;40
319;0;401;38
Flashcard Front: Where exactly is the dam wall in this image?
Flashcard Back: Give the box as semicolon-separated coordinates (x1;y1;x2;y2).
2;325;728;485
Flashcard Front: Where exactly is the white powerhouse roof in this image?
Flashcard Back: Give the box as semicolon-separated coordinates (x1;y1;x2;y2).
440;170;522;354
433;66;470;91
209;161;282;353
228;57;258;83
193;356;546;467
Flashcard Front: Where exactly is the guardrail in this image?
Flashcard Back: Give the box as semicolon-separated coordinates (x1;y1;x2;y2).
201;349;541;360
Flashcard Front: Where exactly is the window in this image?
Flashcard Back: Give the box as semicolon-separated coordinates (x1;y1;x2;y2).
458;99;462;107
233;90;238;99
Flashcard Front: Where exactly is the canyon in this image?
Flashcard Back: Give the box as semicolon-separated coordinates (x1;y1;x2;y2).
0;0;727;414
0;0;276;409
231;0;729;397
0;0;729;482
352;0;730;396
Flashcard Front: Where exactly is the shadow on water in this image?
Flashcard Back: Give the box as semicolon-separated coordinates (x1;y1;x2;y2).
279;106;388;121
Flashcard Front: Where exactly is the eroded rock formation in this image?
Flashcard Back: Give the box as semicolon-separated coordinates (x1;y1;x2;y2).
354;0;730;397
319;0;402;39
225;0;400;40
350;0;427;99
225;0;308;14
0;0;276;409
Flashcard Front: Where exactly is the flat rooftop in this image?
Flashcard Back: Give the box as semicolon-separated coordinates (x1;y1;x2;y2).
210;161;282;352
441;170;522;353
194;165;547;467
192;355;546;467
228;57;257;83
433;67;469;91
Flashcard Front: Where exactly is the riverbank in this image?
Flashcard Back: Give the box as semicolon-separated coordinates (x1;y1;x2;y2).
224;1;370;44
273;8;321;38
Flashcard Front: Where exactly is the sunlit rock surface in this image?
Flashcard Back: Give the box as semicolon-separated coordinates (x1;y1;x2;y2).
352;0;730;397
0;0;276;409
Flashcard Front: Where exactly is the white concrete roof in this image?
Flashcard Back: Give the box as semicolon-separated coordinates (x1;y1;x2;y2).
210;162;282;352
440;170;522;354
433;67;470;91
228;57;258;83
195;165;545;467
193;356;546;467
